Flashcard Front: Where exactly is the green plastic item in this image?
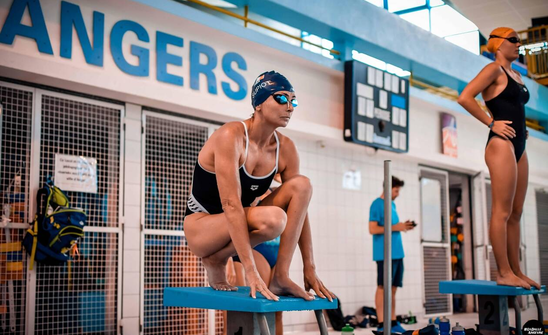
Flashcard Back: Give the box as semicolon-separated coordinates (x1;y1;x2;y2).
341;323;355;334
408;310;417;324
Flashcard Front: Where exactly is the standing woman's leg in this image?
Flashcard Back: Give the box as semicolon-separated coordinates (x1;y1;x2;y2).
485;138;529;288
508;152;541;289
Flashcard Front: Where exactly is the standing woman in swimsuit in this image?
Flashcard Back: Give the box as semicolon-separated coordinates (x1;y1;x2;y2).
184;71;334;302
458;27;540;289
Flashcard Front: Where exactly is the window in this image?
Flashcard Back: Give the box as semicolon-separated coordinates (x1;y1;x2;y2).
430;0;445;7
421;177;444;242
364;0;480;55
388;0;426;12
352;50;411;77
445;31;480;54
364;0;384;7
430;5;478;38
200;0;236;8
302;32;335;59
352;50;386;70
399;9;430;32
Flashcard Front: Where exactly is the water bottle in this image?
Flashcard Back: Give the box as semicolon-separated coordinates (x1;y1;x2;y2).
429;317;440;325
451;322;465;335
439;317;450;335
341;323;354;334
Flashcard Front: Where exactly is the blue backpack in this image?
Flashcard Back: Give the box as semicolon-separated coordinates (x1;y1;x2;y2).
22;180;86;270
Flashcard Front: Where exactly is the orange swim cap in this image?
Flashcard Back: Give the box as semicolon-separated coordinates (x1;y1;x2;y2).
487;27;514;53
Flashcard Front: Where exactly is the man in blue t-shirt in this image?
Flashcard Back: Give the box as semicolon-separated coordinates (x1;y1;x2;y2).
369;176;415;333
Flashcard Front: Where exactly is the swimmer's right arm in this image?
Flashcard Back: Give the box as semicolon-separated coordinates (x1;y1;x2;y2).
214;126;256;271
214;125;278;300
458;64;500;125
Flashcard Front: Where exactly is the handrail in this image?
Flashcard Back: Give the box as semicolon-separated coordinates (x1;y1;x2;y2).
184;0;341;56
410;74;545;132
411;74;489;112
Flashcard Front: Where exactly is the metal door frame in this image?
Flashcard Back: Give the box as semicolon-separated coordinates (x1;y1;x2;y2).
419;166;452;317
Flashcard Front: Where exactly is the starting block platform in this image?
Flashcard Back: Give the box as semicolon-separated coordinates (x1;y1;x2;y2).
440;280;546;335
164;286;338;335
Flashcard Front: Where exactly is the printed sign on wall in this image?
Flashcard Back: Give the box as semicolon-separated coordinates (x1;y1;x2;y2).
441;112;457;158
55;154;98;193
342;168;361;190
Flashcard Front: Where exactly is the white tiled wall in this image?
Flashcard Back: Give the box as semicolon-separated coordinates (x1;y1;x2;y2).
283;137;424;331
122;103;143;331
281;131;548;331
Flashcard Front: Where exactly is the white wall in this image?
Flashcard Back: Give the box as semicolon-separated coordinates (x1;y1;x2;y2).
279;94;548;331
280;136;423;332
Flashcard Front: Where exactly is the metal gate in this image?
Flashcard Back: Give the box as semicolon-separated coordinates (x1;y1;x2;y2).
0;81;124;334
141;110;222;335
0;82;33;334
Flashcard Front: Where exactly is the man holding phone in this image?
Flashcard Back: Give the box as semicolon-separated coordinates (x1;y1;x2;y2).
368;176;415;333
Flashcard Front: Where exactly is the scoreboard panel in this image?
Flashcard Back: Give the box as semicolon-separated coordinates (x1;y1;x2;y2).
343;60;409;153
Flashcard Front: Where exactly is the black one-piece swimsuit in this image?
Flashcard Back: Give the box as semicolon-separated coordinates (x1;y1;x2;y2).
485;66;530;162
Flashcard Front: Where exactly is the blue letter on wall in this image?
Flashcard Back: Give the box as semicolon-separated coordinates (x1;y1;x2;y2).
189;41;217;94
156;31;183;86
0;0;53;54
111;20;149;76
221;52;247;101
60;1;104;66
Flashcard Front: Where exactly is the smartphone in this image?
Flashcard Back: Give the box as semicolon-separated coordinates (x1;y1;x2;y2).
411;221;417;227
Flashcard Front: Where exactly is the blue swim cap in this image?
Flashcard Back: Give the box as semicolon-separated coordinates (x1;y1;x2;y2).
251;71;294;108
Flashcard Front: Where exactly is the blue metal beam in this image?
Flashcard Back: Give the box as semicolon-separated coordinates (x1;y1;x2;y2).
134;0;548;125
220;0;548;122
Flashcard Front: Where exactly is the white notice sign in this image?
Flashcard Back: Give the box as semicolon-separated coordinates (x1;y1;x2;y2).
342;169;361;190
55;154;98;193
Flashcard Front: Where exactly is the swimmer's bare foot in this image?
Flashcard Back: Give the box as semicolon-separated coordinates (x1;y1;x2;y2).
269;274;314;301
516;273;541;290
202;256;237;291
497;272;531;290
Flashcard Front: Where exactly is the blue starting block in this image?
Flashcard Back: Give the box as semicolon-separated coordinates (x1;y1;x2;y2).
164;286;338;335
439;280;546;335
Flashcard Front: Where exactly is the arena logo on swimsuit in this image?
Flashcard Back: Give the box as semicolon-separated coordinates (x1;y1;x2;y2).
0;0;248;101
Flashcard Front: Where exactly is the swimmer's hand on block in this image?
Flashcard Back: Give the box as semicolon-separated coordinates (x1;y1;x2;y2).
163;286;338;312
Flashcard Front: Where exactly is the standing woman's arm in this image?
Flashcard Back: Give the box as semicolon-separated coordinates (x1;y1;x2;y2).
457;64;515;140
